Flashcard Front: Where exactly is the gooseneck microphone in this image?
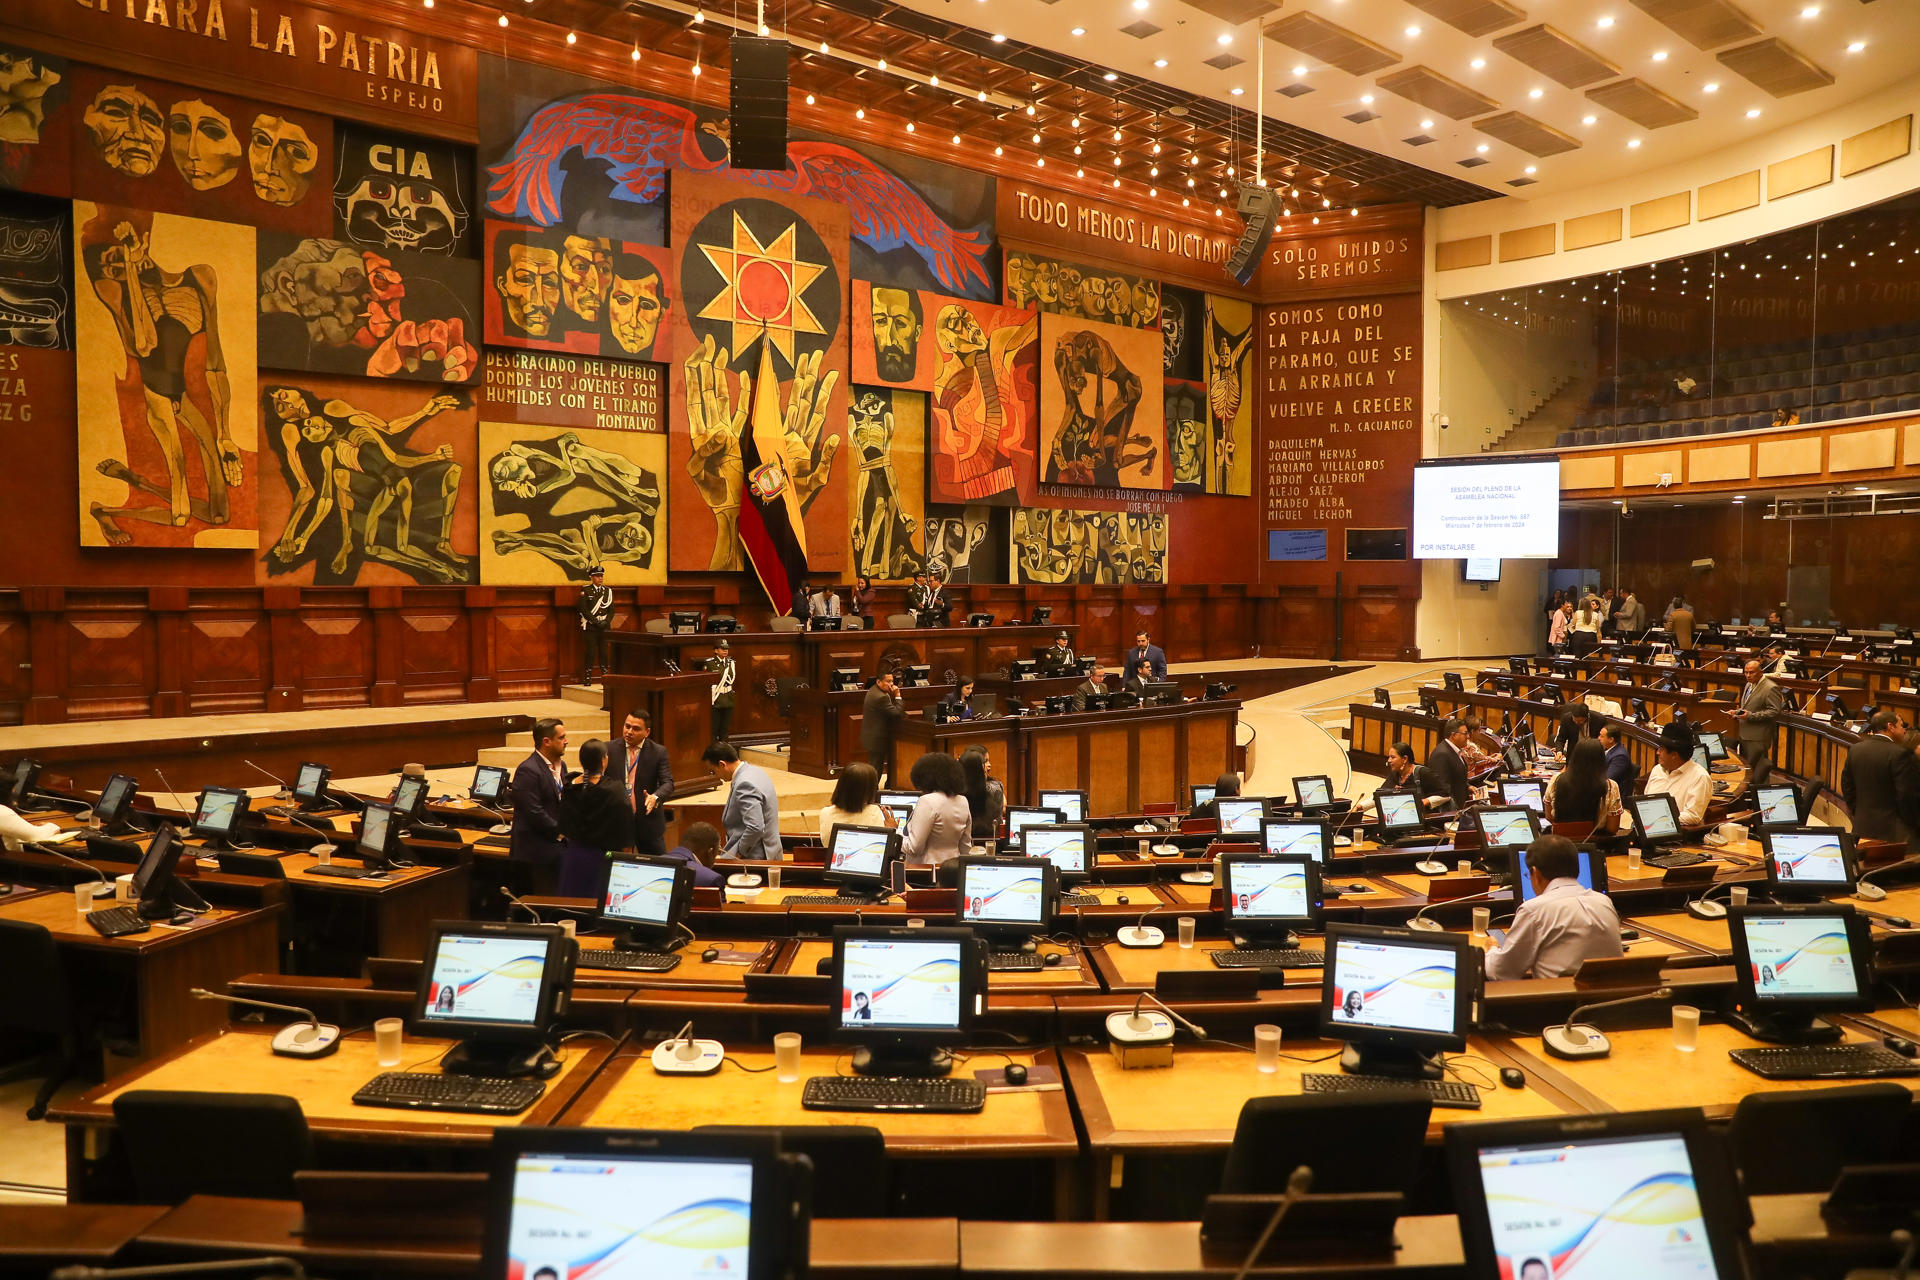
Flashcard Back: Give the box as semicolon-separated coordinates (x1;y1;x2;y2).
1542;986;1674;1060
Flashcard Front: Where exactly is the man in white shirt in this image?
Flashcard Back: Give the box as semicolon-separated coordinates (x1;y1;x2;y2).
0;804;61;851
1644;721;1712;828
1485;836;1623;980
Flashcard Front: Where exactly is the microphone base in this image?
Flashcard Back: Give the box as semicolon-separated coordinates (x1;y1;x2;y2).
1117;925;1165;948
1406;916;1446;932
1854;881;1888;902
271;1022;342;1059
1686;899;1728;920
1542;1024;1610;1059
651;1037;725;1075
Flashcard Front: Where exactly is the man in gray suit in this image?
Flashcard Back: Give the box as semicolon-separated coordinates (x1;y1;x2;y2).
702;742;781;860
1732;657;1787;787
1842;711;1920;851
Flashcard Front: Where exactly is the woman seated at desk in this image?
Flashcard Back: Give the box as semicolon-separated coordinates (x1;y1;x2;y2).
818;763;892;847
1543;739;1623;836
901;752;971;867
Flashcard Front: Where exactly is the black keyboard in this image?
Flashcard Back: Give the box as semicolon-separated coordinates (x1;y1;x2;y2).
784;894;871;906
352;1072;547;1115
987;951;1045;971
579;948;681;972
1729;1043;1920;1080
305;863;385;879
1060;890;1100;908
84;906;150;938
1211;948;1326;970
801;1075;986;1114
1300;1073;1483;1110
1648;850;1709;869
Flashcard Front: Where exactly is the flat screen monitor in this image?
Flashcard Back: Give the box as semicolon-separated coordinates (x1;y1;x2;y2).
599;855;692;944
1373;686;1392;708
3;758;41;808
1691;745;1713;774
956;856;1054;934
1498;778;1544;814
967;612;994;627
1443;672;1465;693
356;801;400;868
392;774;431;822
824;824;900;894
1697;730;1729;761
484;1129;799;1280
1729;904;1874;1029
668;608;704;633
1222;854;1321;941
1216;797;1267;836
1630;696;1651;722
1022;824;1091;883
292;762;329;803
1513;728;1537;761
1411;457;1560;560
130;824;186;912
95;773;138;829
472;765;510;805
878;791;918;828
1190;784;1217;811
1293;775;1335;809
1260;819;1329;863
1463;557;1502;583
830;925;979;1076
192;786;250;842
1321;924;1474;1071
902;665;932;687
1628;793;1684;846
1004;806;1065;848
1512;843;1606;902
1476;806;1540;850
1029;606;1052;625
1761;828;1858;893
1373;789;1426;838
829;668;862;692
1751;784;1801;828
410;921;567;1043
1447;1110;1747;1280
1037;789;1087;824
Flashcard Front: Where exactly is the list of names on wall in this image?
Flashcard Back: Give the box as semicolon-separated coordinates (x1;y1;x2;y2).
482;350;664;433
1258;295;1421;532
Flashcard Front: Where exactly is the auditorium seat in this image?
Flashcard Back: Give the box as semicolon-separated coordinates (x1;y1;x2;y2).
695;1125;889;1217
1727;1084;1909;1195
644;617;671;633
769;615;804;633
1219;1094;1432;1198
113;1091;314;1203
887;613;918;629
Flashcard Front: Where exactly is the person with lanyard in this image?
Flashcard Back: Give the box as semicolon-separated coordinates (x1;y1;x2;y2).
706;639;736;744
1483;836;1623;980
603;708;672;855
576;566;614;686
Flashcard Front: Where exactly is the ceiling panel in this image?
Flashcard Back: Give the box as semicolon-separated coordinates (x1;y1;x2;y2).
1625;0;1762;50
1401;0;1527;39
1474;110;1583;156
1584;77;1702;129
1492;24;1621;90
1263;12;1401;77
1716;37;1836;97
1375;65;1500;120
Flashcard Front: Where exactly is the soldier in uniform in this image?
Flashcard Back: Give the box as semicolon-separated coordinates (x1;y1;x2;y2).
1043;631;1077;674
706;638;737;744
576;566;614;685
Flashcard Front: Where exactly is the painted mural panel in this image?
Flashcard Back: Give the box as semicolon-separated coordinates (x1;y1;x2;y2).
257;233;480;383
1038;312;1165;490
1203;293;1254;496
1005;250;1159;328
0;190;71;349
479;421;666;585
333;124;477;258
1011;508;1167;584
0;43;71;198
848;386;926;582
484;221;674;361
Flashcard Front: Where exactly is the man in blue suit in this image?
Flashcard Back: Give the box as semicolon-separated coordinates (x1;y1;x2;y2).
1122;629;1168;689
510;717;569;892
702;742;781;861
1598;720;1637;794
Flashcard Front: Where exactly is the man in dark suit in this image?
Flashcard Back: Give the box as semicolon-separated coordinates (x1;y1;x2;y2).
509;717;569;893
603;708;672;855
1598;720;1637;793
1071;662;1108;712
1122;629;1168;687
1553;703;1599;756
1733;657;1787;786
861;668;905;777
1842;711;1920;851
1424;718;1472;809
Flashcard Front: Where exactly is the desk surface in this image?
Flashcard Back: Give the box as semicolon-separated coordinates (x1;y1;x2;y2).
783;936;1100;992
52;1024;612;1139
1064;1040;1569;1153
956;1218;1465;1278
278;850;463;893
565;1044;1079;1156
0;890;260;952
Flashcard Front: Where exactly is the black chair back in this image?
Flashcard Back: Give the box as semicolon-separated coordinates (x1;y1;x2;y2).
1218;1093;1432;1197
0;920;70;1038
112;1090;314;1203
1728;1083;1910;1196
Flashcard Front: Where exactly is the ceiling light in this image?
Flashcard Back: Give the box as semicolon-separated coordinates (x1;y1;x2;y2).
1073;144;1082;154
1847;40;1865;53
1071;116;1080;127
1596;15;1613;28
877;58;886;69
421;0;431;9
1103;70;1118;81
1703;81;1719;93
1476;143;1489;153
856;108;865;119
1217;33;1233;45
1150;166;1158;176
1032;132;1041;142
1524;164;1538;174
1322;196;1331;207
1113;155;1122;165
1071;26;1085;36
1231;86;1244;95
1627;137;1641;148
978;90;987;101
1219;187;1228;197
1187;177;1196;187
1150;188;1157;197
1360;94;1374;104
995;144;1003;156
692;60;702;75
1112;178;1121;188
929;75;939;86
565;30;576;43
1026;103;1035;115
759;22;769;34
992;32;1005;42
1037;157;1045;167
1582;114;1597;125
952;133;960;144
1151;142;1161;154
1652;50;1667;61
819;40;829;52
1800;4;1819;16
1182;197;1189;206
1076;167;1084;177
1405;25;1421;36
1528;87;1543;99
1420;118;1434;130
496;13;507;25
1746;107;1761;118
1292;65;1308;76
905;122;915;133
1133;0;1148;8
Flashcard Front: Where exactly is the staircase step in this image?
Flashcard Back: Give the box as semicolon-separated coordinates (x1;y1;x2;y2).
560;683;607;708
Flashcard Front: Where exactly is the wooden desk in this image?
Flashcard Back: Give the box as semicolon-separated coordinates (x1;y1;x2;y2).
601;669;722;796
275;850;470;971
52;1024;616;1200
957;1218;1465;1278
1092;938;1323;995
0;891;280;1062
790;682;986;780
1627;909;1735;954
893;715;1024;797
570;935;782;991
1504;1018;1920;1120
0;1203;170;1271
782;936;1101;994
1020;699;1238;817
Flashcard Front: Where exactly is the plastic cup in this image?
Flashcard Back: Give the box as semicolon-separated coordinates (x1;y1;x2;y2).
1729;886;1749;907
1456;860;1473;875
1627;849;1644;872
558;918;577;938
774;1032;802;1083
1138;838;1151;858
1177;916;1196;949
1471;907;1491;936
375;1017;404;1067
315;844;331;866
1672;1005;1700;1052
74;884;94;913
1253;1024;1282;1074
768;864;782;890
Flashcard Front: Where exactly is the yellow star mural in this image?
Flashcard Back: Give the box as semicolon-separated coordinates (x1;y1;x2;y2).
694;211;829;367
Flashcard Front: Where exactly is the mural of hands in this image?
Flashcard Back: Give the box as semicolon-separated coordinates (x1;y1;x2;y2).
780;347;841;516
684;332;749;570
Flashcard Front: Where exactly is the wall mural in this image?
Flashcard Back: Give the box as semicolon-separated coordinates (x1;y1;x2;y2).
1010;508;1167;584
0;191;71;349
1160;283;1204;382
0;43;71;198
1038;311;1165;490
483;221;674;362
848;385;926;582
75;202;257;549
68;65;331;236
479;421;666;584
1005;250;1160;328
1203;293;1254;496
257;233;480;383
333;124;477;259
1166;380;1207;493
259;376;477;586
924;504;1004;584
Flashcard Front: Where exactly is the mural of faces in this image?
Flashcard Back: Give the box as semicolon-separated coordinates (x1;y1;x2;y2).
497;234;561;338
0;46;62;146
250;114;320;206
261;239;369;346
559;233;611;324
486;222;672;361
608;253;667;358
334;126;472;257
870;285;923;382
166;99;241;191
1004;252;1159;328
83;83;164;177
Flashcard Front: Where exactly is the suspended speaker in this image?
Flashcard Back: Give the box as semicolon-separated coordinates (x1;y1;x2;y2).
730;35;789;171
1226;186;1280;286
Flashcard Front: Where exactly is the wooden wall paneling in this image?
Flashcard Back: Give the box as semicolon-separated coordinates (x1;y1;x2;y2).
491;598;559;702
1343;592;1416;661
1263;589;1334;658
1078;595;1122;664
62;599;158;722
182;602;272;717
463;588;500;704
1183;707;1234;799
1135;718;1179;812
0;597;30;726
149;590;189;720
1203;591;1247;662
391;592;471;705
1164;592;1208;664
262;588;304;713
734;639;804;739
291;603;376;710
1082;723;1131;816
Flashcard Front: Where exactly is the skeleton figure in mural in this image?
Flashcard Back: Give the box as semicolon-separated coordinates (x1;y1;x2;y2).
1207;318;1254;492
490;431;660;512
0;47;61;145
266;386;469;582
932;305;1034;502
493;511;654;573
488;431;660;576
82;221;237;544
1049;329;1151;487
849;390;921;581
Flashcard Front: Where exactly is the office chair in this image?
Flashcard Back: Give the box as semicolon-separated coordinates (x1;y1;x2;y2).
0;920;82;1120
1219;1093;1433;1198
643;617;671;634
113;1090;315;1203
769;615;804;633
695;1124;888;1216
886;613;918;630
1727;1084;1909;1195
1797;777;1824;824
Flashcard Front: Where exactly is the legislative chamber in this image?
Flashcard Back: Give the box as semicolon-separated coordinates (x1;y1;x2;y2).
4;0;1920;1275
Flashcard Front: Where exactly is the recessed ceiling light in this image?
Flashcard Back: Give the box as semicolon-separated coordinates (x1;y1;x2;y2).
1627;137;1641;148
1405;24;1421;36
1420;118;1434;129
1132;0;1148;8
804;92;814;104
1800;4;1819;16
1528;87;1543;99
1103;71;1117;80
1153;58;1168;67
1524;165;1538;174
1596;15;1613;28
1031;132;1041;142
1360;94;1374;104
1652;50;1668;61
1476;143;1489;153
1292;65;1307;76
1231;86;1244;95
991;32;1005;41
1470;57;1486;69
1582;114;1597;125
1847;40;1866;53
1216;33;1233;45
1070;26;1084;35
1746;107;1761;118
1703;81;1719;93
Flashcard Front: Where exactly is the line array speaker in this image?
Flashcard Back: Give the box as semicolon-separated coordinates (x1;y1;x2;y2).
730;36;789;171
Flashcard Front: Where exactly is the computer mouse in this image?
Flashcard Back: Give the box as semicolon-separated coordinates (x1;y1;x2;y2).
701;947;719;963
1043;952;1063;967
1886;916;1913;930
815;957;835;975
1116;894;1130;905
1619;927;1641;942
1500;1067;1526;1089
1019;938;1038;954
1003;1063;1029;1086
1886;1036;1918;1058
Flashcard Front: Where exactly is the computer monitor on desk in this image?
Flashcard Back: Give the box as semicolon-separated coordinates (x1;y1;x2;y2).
1216;797;1267;836
1497;778;1544;814
1260;819;1329;864
668;608;703;633
1626;793;1687;851
392;774;431;827
1511;842;1606;901
829;668;862;693
1004;806;1064;850
290;762;331;810
1222;853;1322;948
130;825;206;920
956;855;1056;949
830;925;982;1078
1475;806;1541;855
411;920;573;1077
1292;775;1335;810
1751;783;1801;828
1761;828;1858;899
1037;789;1086;823
93;773;140;834
822;824;901;902
2;758;40;809
355;802;407;870
598;856;693;950
1372;789;1428;843
1023;824;1092;886
1727;903;1874;1044
1321;923;1475;1080
471;765;510;808
191;786;250;852
1189;783;1217;811
1029;606;1052;626
1697;729;1729;763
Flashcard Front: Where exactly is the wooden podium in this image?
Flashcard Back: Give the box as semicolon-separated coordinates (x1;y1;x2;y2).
602;671;720;796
